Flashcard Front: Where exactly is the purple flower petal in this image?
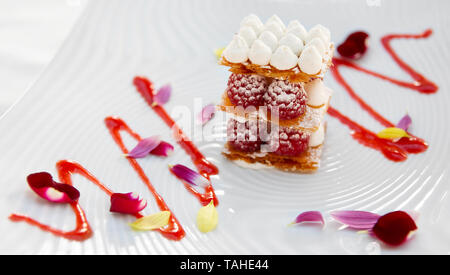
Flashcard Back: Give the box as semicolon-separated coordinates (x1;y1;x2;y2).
153;84;171;106
150;141;174;157
396;114;412;131
169;164;210;188
27;172;80;204
291;211;324;226
127;136;161;158
331;210;381;230
198;104;216;125
110;192;147;215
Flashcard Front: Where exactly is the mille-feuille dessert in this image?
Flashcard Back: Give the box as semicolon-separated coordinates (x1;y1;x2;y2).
219;14;334;173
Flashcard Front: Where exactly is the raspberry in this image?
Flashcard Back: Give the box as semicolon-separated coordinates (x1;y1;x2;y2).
268;126;310;156
263;79;307;120
227;73;268;108
227;119;261;152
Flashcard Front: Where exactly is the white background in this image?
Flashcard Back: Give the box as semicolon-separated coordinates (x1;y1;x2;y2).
0;0;84;115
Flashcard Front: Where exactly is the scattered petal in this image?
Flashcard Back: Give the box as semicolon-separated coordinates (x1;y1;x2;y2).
169;164;210;188
372;211;417;246
290;211;324;226
376;127;410;140
150;141;174;157
129;211;171;231
337;31;369;59
27;172;80;204
110;192;147;215
396;114;412;131
198;104;216;125
214;47;225;60
153;84;171;106
331;210;381;230
197;200;218;233
127;136;161;158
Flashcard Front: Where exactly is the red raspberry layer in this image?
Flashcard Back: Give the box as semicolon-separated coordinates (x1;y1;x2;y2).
227;119;261;153
227;73;268;108
266;125;310;157
263;79;307;120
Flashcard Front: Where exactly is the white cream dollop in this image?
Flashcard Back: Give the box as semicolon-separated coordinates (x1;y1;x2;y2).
279;33;304;56
223;35;249;63
239;26;257;47
306;25;330;46
309;123;325;147
258;31;278;52
298;45;322;75
270;45;298;70
286;20;308;41
240;14;264;35
249;39;272;65
266;15;286;30
306;37;326;56
264;22;285;39
304;79;331;107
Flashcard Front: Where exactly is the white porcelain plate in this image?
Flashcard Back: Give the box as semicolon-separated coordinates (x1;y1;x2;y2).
0;0;449;254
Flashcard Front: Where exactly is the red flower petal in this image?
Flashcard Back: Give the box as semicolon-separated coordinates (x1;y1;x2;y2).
372;211;417;246
27;172;80;204
110;192;147;215
150;141;174;157
169;164;210;188
337;31;369;59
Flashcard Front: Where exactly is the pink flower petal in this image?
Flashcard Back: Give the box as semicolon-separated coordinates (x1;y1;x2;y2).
110;192;147;215
169;164;210;188
127;136;161;158
331;210;380;230
292;211;324;225
396;114;412;131
150;141;174;157
153;84;171;106
198;104;216;125
27;172;80;204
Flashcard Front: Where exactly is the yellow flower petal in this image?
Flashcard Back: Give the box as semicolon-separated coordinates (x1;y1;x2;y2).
129;211;171;231
196;201;218;233
376;127;410;140
214;47;225;60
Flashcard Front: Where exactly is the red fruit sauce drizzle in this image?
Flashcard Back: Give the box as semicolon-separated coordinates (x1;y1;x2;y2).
104;117;185;241
134;76;219;207
329;29;438;161
9;160;115;241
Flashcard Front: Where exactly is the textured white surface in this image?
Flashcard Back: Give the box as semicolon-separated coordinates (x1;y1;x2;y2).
0;0;85;115
0;0;449;254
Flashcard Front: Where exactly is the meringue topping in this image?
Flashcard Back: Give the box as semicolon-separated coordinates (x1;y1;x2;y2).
239;26;257;47
266;15;286;30
223;35;249;63
306;25;330;46
265;22;285;39
286;20;308;41
258;31;278;52
240;14;264;35
306;37;326;56
270;45;298;70
279;33;304;56
298;45;322;74
249;39;272;65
